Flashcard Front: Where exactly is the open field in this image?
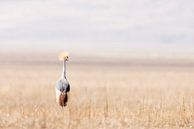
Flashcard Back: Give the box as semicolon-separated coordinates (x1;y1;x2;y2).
0;62;194;129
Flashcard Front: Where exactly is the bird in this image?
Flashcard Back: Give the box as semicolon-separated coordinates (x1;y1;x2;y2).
56;52;70;107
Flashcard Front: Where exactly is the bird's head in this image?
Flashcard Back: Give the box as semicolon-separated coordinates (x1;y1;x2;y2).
58;51;69;61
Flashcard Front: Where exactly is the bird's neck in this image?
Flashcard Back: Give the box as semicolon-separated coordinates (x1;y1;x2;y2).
62;60;67;78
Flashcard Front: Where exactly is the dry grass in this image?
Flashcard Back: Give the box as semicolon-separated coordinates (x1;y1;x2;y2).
0;63;194;129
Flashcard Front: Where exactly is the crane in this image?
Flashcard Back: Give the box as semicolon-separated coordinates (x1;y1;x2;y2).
56;52;70;107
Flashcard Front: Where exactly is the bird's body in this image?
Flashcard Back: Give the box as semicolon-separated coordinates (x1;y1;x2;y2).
55;53;70;107
56;77;70;93
56;77;70;105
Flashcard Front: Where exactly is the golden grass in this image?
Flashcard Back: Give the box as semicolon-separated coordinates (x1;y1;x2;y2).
0;64;194;129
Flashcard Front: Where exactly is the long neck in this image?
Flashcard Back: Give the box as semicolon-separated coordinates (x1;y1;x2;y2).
62;59;66;78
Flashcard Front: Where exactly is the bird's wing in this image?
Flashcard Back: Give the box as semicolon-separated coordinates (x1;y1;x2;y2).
56;79;70;92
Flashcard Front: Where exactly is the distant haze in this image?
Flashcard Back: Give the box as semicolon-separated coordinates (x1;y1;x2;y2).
0;0;194;58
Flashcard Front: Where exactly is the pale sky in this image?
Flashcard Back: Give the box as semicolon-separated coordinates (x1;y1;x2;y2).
0;0;194;57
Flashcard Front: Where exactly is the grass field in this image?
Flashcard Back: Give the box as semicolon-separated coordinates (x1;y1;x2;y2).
0;62;194;129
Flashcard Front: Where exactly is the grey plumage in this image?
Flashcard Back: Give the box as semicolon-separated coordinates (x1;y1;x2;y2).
56;56;70;107
56;58;70;93
56;77;70;93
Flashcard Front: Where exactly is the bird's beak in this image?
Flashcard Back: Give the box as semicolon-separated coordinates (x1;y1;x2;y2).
65;56;69;61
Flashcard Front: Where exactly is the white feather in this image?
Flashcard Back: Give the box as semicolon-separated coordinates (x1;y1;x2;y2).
55;88;61;103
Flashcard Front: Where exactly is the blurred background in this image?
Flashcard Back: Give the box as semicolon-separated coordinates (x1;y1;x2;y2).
0;0;194;64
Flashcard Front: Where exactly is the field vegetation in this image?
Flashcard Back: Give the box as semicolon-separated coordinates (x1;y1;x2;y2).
0;62;194;129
